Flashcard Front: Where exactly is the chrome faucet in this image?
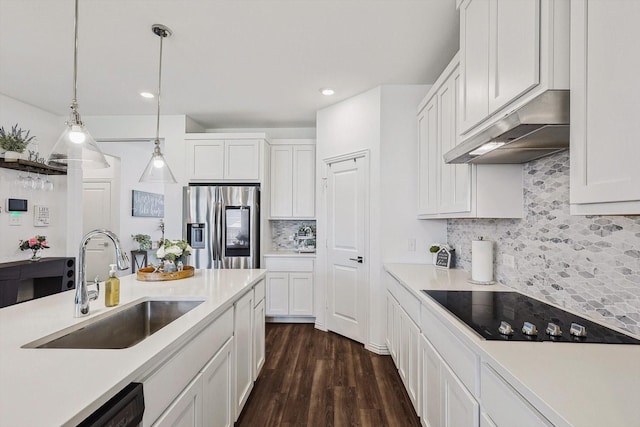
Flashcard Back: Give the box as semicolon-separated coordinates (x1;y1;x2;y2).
75;229;130;317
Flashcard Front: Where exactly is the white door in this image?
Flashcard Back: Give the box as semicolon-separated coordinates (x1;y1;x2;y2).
326;155;368;344
82;182;115;281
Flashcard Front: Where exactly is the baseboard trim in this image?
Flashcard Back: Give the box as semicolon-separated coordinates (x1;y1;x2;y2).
266;316;316;324
366;342;390;355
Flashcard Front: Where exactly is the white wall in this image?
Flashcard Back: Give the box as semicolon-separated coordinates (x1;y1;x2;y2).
206;127;315;139
315;85;447;352
0;94;69;262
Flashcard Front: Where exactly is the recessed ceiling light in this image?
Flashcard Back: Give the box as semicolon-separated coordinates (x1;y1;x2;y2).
140;92;155;99
320;88;335;96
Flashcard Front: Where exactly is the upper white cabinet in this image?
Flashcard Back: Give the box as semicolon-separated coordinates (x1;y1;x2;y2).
417;55;523;219
570;0;640;215
186;135;264;182
459;0;569;137
270;140;315;219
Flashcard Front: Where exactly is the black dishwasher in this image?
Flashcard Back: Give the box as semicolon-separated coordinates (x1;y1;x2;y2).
77;382;144;427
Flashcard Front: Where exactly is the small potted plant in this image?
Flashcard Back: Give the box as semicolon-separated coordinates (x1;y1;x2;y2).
132;234;152;251
0;124;36;162
19;235;50;261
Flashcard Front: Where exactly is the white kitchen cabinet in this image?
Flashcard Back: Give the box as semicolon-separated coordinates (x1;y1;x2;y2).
186;136;262;182
264;257;314;318
441;362;479;427
153;374;203;427
386;292;398;364
421;335;441;427
234;289;254;420
269;141;315;219
481;363;552;427
253;280;266;380
417;55;523;219
202;338;234;427
570;0;640;215
459;0;568;137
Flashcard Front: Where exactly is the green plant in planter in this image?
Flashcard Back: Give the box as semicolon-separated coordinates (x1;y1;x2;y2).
0;124;36;153
429;244;441;253
132;234;152;250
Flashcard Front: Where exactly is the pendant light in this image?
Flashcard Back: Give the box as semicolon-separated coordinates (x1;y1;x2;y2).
47;0;109;169
139;24;177;183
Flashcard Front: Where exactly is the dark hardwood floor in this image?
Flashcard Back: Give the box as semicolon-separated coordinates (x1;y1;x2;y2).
236;323;421;427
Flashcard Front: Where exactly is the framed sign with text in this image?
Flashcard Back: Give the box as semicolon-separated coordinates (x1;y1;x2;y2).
435;247;455;269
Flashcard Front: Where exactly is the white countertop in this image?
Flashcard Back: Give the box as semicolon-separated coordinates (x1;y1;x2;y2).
263;250;316;258
0;268;266;427
384;263;640;427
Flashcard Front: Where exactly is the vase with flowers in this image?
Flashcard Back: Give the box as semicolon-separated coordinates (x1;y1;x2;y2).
156;239;192;272
19;235;49;261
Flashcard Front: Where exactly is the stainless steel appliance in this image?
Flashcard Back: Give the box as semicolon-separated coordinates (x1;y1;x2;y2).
422;290;640;344
183;185;260;269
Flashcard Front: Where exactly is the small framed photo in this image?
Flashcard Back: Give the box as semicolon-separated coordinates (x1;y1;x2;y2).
435;247;455;269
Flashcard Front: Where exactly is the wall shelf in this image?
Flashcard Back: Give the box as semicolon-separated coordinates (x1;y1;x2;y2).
0;158;67;175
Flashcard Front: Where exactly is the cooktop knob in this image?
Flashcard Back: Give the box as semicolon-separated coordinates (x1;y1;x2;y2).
570;323;587;337
522;322;538;336
545;322;562;337
498;321;514;336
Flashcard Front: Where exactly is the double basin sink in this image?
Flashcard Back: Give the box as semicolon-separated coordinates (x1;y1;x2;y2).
23;299;204;349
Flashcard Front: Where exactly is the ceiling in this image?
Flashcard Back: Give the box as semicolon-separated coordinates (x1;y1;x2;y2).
0;0;459;129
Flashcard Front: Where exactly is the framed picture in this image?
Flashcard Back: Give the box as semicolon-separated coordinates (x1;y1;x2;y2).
132;190;164;218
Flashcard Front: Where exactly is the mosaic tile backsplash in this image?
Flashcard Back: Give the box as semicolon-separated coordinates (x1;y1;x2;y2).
448;152;640;336
270;220;317;250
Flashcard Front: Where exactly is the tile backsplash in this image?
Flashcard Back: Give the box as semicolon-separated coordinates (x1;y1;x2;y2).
270;220;316;250
448;152;640;336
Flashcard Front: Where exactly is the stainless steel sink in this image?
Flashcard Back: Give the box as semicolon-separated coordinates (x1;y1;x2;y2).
24;299;204;349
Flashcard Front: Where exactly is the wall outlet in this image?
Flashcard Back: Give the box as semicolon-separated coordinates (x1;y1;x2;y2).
503;253;515;268
408;238;416;252
9;214;21;226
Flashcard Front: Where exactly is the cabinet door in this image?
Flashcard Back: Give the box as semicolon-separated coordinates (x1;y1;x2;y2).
438;68;471;215
225;140;260;181
386;293;397;363
570;0;640;212
202;338;234;427
270;145;293;217
153;375;203;427
417;98;439;216
488;0;540;113
265;273;289;316
460;0;490;133
253;299;266;380
441;362;479;427
421;336;441;427
292;145;316;218
289;272;314;316
234;290;254;420
406;314;421;414
187;140;224;180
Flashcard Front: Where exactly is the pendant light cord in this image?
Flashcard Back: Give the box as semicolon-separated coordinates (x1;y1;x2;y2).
72;0;79;104
155;32;163;147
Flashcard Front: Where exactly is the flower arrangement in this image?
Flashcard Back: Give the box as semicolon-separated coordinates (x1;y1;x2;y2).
156;239;192;263
0;124;36;153
132;234;152;250
19;235;49;261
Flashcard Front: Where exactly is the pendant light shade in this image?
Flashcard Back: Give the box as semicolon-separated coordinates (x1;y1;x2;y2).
139;24;177;183
47;0;109;169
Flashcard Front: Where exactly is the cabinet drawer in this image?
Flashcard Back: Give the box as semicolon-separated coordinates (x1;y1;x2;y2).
387;275;420;326
264;257;314;272
481;363;552;427
421;304;479;396
142;306;234;426
254;279;265;305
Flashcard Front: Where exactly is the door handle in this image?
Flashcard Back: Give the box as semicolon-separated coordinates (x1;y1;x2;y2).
349;256;364;264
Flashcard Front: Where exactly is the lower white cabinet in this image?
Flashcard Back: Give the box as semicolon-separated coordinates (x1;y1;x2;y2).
202;338;235;427
153;374;203;427
253;298;266;380
480;363;552;427
420;334;479;427
264;257;314;318
234;289;254;420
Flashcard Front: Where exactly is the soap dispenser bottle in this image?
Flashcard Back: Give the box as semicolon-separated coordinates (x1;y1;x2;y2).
105;264;120;307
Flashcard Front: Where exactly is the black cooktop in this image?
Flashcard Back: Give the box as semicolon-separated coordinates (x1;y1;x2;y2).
421;290;640;344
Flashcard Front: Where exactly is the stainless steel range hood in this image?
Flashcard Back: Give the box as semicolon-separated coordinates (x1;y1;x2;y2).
444;90;569;164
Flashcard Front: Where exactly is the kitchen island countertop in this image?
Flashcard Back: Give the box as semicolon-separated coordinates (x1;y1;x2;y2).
384;263;640;427
0;268;266;426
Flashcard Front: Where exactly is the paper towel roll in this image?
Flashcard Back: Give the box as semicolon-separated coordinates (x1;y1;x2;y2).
472;239;493;283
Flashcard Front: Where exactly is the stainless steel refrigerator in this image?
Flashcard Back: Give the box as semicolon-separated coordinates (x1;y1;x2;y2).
183;185;260;269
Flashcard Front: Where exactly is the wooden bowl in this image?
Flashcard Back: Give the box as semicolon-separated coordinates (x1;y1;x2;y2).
136;265;195;281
